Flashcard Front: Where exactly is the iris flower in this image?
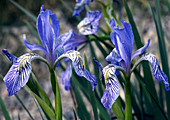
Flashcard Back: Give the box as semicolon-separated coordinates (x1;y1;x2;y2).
59;11;102;90
73;0;93;16
2;5;97;96
101;18;170;109
77;11;102;35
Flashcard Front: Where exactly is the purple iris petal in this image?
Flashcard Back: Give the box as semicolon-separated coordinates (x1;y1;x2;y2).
61;62;72;91
131;39;150;61
73;0;93;16
101;64;120;109
3;53;44;96
60;29;88;52
110;19;134;72
24;5;63;66
2;49;17;64
77;11;102;35
23;34;47;53
56;50;97;90
133;53;170;91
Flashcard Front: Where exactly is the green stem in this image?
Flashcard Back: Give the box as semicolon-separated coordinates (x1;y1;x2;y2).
49;68;62;120
124;76;132;120
112;97;125;120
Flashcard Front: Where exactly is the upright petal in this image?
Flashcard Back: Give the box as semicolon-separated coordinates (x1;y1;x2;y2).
101;64;120;109
77;11;102;35
110;19;134;72
36;5;60;64
131;39;150;61
61;62;72;91
2;49;17;64
132;53;170;91
3;53;45;96
55;50;97;90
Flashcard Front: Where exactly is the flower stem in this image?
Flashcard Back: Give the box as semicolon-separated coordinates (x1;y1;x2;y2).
49;67;62;120
124;76;132;120
112;96;125;120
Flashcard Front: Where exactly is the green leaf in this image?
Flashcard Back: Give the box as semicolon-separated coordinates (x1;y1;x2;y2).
72;108;78;120
15;94;34;120
149;1;170;118
25;86;56;120
71;77;91;120
112;97;125;120
0;95;11;120
55;72;62;120
84;51;98;120
10;0;36;22
30;73;54;112
134;70;168;120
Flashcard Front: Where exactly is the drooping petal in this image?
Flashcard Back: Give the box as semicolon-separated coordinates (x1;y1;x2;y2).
59;29;88;52
132;53;170;91
61;62;72;91
110;19;134;71
3;53;45;96
23;34;47;53
131;39;150;61
2;49;17;64
77;11;102;35
55;50;97;90
101;64;120;109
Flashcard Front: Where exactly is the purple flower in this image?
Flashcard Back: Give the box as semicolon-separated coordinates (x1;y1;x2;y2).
101;18;169;109
60;29;88;52
77;11;102;35
2;5;97;96
73;0;93;16
23;5;63;66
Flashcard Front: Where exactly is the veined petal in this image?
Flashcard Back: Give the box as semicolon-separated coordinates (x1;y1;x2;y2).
61;62;72;91
60;29;88;52
73;0;86;16
2;49;17;64
77;11;102;35
23;34;47;53
132;53;170;91
3;53;45;96
101;64;120;109
131;39;150;61
110;19;134;71
55;50;97;90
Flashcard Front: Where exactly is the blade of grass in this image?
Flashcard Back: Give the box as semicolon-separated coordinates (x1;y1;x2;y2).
84;51;98;120
32;95;45;120
30;73;54;112
24;86;56;120
15;94;34;120
149;1;170;118
134;70;168;120
0;95;11;120
10;0;36;22
71;77;91;120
